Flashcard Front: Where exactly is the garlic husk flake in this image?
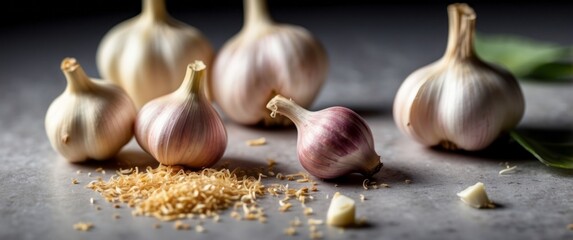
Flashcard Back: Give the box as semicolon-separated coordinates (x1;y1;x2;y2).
211;0;328;126
393;3;524;151
266;95;382;179
45;58;137;162
135;61;227;168
97;0;214;109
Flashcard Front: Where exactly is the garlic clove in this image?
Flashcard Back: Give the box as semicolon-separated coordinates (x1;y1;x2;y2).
326;192;356;227
211;0;328;126
97;0;214;109
266;95;382;179
457;182;495;209
135;61;227;168
45;58;137;162
393;3;524;151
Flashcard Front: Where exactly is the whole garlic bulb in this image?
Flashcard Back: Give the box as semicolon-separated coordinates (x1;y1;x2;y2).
97;0;213;109
393;3;525;151
211;0;328;126
45;58;137;162
266;95;382;179
135;61;227;168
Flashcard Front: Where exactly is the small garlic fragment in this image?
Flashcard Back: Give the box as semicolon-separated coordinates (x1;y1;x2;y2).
326;192;355;227
266;95;382;179
457;182;495;209
211;0;328;126
45;58;136;162
135;61;227;168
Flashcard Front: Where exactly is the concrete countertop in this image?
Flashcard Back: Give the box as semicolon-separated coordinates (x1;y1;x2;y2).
1;3;572;240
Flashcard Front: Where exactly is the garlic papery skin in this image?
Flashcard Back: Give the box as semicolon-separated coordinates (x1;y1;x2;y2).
45;58;137;162
211;0;328;126
97;0;214;109
393;3;525;151
266;95;382;179
135;61;227;168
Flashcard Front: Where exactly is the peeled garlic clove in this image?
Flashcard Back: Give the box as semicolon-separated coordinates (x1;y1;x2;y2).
211;0;328;126
457;182;495;209
45;58;137;162
97;0;214;109
266;95;382;179
326;192;356;227
393;3;524;151
135;61;227;168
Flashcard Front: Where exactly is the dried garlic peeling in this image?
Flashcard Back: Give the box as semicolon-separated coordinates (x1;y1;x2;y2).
456;182;495;209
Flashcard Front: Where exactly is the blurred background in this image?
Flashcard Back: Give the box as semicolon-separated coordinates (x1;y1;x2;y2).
1;0;571;109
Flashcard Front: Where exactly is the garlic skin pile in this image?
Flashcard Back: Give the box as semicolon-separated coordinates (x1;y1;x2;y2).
393;3;524;151
45;58;137;162
135;61;227;168
211;0;328;126
266;95;382;179
97;0;213;109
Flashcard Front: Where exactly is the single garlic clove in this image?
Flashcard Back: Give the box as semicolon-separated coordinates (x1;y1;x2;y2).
393;3;524;151
326;192;356;227
45;58;137;162
457;182;495;209
135;61;227;168
211;0;328;126
97;0;214;109
266;95;382;179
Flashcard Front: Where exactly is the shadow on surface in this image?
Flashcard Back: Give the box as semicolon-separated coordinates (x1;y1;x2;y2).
69;149;159;171
429;126;573;176
320;165;412;186
429;133;532;163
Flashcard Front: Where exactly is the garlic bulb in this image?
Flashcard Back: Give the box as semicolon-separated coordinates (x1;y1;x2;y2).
393;3;524;151
211;0;328;126
135;61;227;168
266;95;382;179
45;58;137;162
97;0;213;109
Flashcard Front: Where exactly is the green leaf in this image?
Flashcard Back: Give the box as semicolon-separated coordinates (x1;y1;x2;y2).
510;130;573;169
474;33;573;81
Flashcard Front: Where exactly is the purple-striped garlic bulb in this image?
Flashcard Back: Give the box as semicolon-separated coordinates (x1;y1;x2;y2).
135;61;227;168
211;0;328;127
266;95;382;179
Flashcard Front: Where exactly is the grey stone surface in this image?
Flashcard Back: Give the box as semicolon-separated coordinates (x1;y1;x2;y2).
1;3;573;240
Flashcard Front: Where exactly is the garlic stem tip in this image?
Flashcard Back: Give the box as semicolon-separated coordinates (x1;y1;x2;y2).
365;161;383;177
190;61;206;71
61;58;79;71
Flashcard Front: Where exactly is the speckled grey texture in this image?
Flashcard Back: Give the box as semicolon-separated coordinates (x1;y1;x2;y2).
1;3;573;240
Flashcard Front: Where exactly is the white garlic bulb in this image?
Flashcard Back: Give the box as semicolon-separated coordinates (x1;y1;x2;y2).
211;0;328;126
266;95;382;179
97;0;213;109
393;3;524;151
135;61;227;168
45;58;137;162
